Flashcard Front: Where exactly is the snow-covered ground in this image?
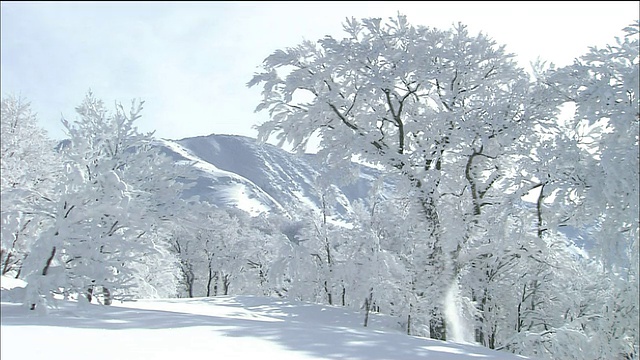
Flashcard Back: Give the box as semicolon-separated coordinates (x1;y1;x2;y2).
1;277;529;360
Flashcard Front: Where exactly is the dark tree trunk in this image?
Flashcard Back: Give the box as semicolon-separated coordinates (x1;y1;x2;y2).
102;287;111;306
183;263;195;298
222;274;230;295
1;249;14;276
324;280;332;305
206;267;217;297
363;290;373;327
87;284;94;303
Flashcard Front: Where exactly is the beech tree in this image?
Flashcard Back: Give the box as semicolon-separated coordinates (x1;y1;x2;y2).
248;14;553;340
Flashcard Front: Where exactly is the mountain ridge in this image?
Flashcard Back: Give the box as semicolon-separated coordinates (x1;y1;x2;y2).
156;133;382;219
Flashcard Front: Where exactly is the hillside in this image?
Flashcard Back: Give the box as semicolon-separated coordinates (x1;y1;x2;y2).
157;133;384;218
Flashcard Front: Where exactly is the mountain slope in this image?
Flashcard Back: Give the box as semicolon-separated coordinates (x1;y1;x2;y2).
158;134;382;218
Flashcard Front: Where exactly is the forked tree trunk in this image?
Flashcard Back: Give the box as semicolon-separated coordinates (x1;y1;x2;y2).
222;274;230;295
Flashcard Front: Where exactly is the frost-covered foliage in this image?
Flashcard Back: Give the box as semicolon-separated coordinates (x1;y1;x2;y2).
18;91;193;310
1;96;60;277
169;203;288;298
538;21;639;359
545;22;639;268
249;14;639;360
248;13;553;341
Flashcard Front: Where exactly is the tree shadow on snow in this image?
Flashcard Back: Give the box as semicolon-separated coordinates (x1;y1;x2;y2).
1;296;513;360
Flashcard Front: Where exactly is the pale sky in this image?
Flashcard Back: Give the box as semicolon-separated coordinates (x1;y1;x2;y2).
1;1;638;141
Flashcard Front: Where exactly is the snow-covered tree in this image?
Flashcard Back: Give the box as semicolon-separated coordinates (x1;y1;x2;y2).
169;202;288;298
542;22;639;269
538;21;639;359
21;91;192;310
345;183;417;331
1;95;60;277
248;14;553;340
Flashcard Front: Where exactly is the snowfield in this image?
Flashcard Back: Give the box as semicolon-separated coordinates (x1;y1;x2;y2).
1;278;529;360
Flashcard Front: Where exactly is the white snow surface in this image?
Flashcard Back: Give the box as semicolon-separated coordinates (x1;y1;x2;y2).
1;277;529;360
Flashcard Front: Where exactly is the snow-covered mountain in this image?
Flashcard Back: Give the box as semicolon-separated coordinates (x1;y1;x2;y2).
157;134;382;218
157;134;595;253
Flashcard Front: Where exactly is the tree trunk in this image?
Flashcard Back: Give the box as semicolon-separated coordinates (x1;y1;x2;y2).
102;287;111;306
475;304;485;343
363;290;373;327
1;249;14;276
321;195;333;306
222;273;230;295
187;277;194;298
30;246;56;310
87;284;95;303
206;267;217;297
418;191;448;341
324;280;332;305
213;273;219;296
488;326;496;349
183;263;195;298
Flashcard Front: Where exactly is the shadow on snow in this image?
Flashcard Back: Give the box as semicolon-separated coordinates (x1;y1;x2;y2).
1;295;513;360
